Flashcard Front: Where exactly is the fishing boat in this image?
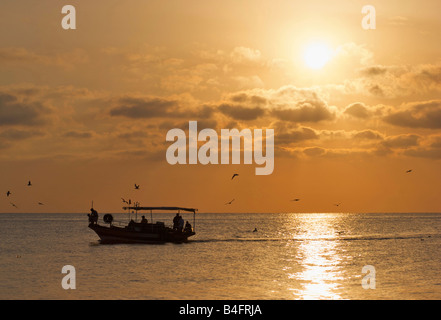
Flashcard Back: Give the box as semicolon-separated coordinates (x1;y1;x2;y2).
88;206;197;244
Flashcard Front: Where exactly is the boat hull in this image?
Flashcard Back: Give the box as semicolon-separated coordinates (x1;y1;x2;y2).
89;223;195;244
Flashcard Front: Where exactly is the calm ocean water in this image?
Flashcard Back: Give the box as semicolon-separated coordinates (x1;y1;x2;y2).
0;212;440;300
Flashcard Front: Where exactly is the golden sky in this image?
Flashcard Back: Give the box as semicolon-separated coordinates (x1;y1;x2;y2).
1;0;440;213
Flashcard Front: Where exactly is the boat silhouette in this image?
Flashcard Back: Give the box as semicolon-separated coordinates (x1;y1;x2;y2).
88;206;197;244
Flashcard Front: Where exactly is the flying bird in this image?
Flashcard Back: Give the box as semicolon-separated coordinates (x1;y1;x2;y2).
134;184;140;189
38;202;44;205
10;202;18;209
231;174;239;180
406;169;412;173
27;181;32;186
121;198;128;204
225;199;235;205
334;203;341;207
6;191;11;197
291;198;300;202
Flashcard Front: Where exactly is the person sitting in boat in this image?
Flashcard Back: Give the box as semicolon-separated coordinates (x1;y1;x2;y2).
89;208;98;225
184;221;192;233
141;215;148;224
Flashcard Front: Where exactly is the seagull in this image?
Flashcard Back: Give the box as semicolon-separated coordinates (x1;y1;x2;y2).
334;203;341;207
38;202;44;205
121;198;128;204
134;184;140;190
225;199;235;205
6;191;11;197
231;174;239;180
406;169;412;173
10;202;18;209
27;181;32;186
291;198;300;202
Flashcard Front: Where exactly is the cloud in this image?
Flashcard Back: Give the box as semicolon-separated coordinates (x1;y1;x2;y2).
160;74;205;92
109;95;216;123
271;99;335;123
303;147;326;157
0;47;43;63
231;75;264;89
404;148;441;159
0;128;45;140
116;130;149;140
410;64;441;90
110;96;178;119
230;47;262;64
0;92;49;126
429;136;441;149
352;130;383;140
333;43;374;66
358;66;389;76
0;47;88;70
217;103;265;121
109;95;211;119
401;134;441;159
269;86;336;123
229;92;267;105
384;100;441;129
276;127;318;145
344;102;371;119
355;63;441;97
217;85;336;124
367;84;385;97
0;140;11;149
382;134;421;149
63;131;93;139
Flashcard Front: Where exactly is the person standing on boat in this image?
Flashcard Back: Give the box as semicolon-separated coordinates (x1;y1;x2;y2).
178;215;184;232
141;215;148;224
173;213;180;230
89;208;98;225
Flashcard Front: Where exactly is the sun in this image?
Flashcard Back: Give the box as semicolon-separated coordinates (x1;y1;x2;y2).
303;42;332;70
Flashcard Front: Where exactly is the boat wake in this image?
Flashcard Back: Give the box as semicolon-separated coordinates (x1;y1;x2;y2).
190;237;283;243
189;233;438;243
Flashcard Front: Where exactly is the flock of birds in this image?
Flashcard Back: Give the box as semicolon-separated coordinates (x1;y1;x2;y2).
120;184;143;206
223;169;415;233
224;169;415;208
5;169;415;211
224;172;343;207
4;180;45;209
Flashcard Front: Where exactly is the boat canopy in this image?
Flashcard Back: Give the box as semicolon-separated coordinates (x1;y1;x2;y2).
122;206;197;213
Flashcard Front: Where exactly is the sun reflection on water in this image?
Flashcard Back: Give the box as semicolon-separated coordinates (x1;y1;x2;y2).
286;214;346;300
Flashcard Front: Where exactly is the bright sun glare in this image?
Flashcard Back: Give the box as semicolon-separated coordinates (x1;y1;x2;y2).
303;43;332;70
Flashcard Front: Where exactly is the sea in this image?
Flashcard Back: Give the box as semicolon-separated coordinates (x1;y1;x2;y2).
0;212;440;300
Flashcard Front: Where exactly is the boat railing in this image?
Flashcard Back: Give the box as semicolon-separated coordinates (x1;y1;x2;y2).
107;219;170;228
121;206;197;232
